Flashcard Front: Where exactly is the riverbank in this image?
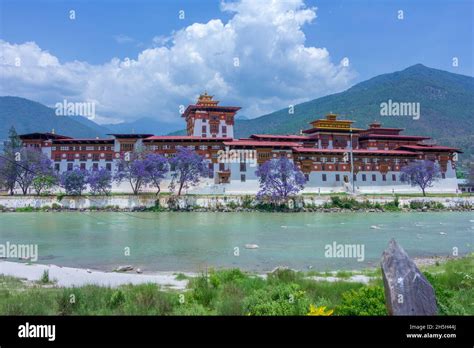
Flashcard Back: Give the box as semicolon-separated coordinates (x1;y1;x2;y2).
0;193;472;212
0;255;472;315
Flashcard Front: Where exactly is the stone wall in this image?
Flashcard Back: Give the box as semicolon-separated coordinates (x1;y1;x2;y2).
0;194;472;210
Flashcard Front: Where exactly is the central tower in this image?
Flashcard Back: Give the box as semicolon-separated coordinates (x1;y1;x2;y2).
182;93;241;138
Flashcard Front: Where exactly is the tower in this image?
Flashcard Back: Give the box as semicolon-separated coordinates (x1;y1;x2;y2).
182;93;241;138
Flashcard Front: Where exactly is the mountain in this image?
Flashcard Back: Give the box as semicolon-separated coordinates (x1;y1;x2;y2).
0;96;110;140
103;117;181;136
232;64;473;163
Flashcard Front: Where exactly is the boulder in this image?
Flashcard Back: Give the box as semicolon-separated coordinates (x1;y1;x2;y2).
381;239;437;315
114;265;134;272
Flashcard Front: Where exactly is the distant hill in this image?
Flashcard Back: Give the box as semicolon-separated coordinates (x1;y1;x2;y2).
103;117;181;136
0;96;109;140
231;64;474;164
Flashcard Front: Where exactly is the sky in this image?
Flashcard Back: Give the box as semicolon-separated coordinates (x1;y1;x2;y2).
0;0;472;125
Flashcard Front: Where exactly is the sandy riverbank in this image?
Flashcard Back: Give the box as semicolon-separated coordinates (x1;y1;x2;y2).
0;261;193;290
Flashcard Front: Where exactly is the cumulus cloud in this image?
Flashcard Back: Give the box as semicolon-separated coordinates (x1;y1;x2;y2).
0;0;355;125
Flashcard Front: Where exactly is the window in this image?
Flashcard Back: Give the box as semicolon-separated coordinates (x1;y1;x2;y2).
322;174;327;182
92;163;99;171
54;155;61;161
106;154;113;161
372;174;376;181
199;145;207;150
93;154;99;161
382;174;387;181
240;163;246;172
80;154;87;161
80;163;86;170
208;163;214;178
54;163;60;171
362;174;367;182
392;174;397;181
67;163;73;171
304;173;309;181
219;163;225;171
120;143;134;152
241;174;246;182
442;173;446;179
353;174;357;181
67;154;74;161
106;163;112;171
222;125;227;134
210;124;218;134
335;174;340;182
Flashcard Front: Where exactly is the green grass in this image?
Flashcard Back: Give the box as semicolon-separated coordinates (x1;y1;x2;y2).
0;255;472;315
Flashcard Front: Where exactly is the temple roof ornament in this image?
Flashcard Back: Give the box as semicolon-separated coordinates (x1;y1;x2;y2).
197;92;219;106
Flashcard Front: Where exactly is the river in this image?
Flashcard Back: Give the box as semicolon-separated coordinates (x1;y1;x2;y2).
0;212;472;272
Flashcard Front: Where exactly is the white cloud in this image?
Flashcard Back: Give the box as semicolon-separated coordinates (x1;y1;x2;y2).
113;34;135;44
0;0;355;125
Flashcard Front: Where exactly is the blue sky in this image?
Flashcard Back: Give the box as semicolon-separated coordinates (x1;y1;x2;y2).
1;0;472;124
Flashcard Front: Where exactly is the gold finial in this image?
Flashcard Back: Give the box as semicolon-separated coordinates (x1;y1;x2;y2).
51;128;55;134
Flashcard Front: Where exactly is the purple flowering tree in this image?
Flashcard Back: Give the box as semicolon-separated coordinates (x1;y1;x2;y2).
144;153;169;195
169;147;208;196
114;152;150;195
15;148;53;195
400;160;441;196
255;157;306;203
32;157;58;195
60;168;89;195
0;154;18;195
87;168;112;195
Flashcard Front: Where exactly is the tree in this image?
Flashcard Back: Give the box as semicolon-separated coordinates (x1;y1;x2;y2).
31;157;58;195
143;153;169;195
0;126;22;195
400;160;441;196
60;168;88;195
15;148;51;195
255;156;306;203
87;168;112;195
114;152;150;195
169;147;208;196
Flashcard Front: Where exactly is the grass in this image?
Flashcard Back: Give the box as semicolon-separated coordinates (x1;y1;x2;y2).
0;255;472;315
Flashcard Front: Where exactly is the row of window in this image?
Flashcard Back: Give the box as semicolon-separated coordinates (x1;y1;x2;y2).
147;145;222;151
318;173;398;182
56;163;113;171
298;156;404;164
54;146;113;151
54;154;113;161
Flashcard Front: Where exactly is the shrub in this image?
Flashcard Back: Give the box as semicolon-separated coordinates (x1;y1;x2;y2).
216;283;245;315
243;283;310;316
191;274;217;307
337;286;387;315
40;270;50;284
108;289;126;309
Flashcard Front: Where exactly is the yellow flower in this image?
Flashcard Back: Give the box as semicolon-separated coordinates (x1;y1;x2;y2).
307;304;334;316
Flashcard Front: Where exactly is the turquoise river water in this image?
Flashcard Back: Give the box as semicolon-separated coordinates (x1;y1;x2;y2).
0;212;472;272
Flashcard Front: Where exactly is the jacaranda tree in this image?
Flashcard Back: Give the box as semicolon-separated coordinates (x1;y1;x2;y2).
400;159;441;196
31;156;58;195
60;167;89;195
169;147;208;196
114;152;150;195
15;148;53;195
255;156;306;203
87;168;112;195
143;153;169;195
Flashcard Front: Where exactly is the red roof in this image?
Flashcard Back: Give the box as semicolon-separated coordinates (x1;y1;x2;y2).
397;145;462;152
292;147;418;155
359;134;430;140
144;136;231;141
224;140;304;147
250;134;308;141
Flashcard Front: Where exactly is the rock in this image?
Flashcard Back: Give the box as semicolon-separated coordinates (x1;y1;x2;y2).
381;239;437;315
370;225;381;229
114;265;134;272
245;244;259;249
86;269;92;273
136;268;143;274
